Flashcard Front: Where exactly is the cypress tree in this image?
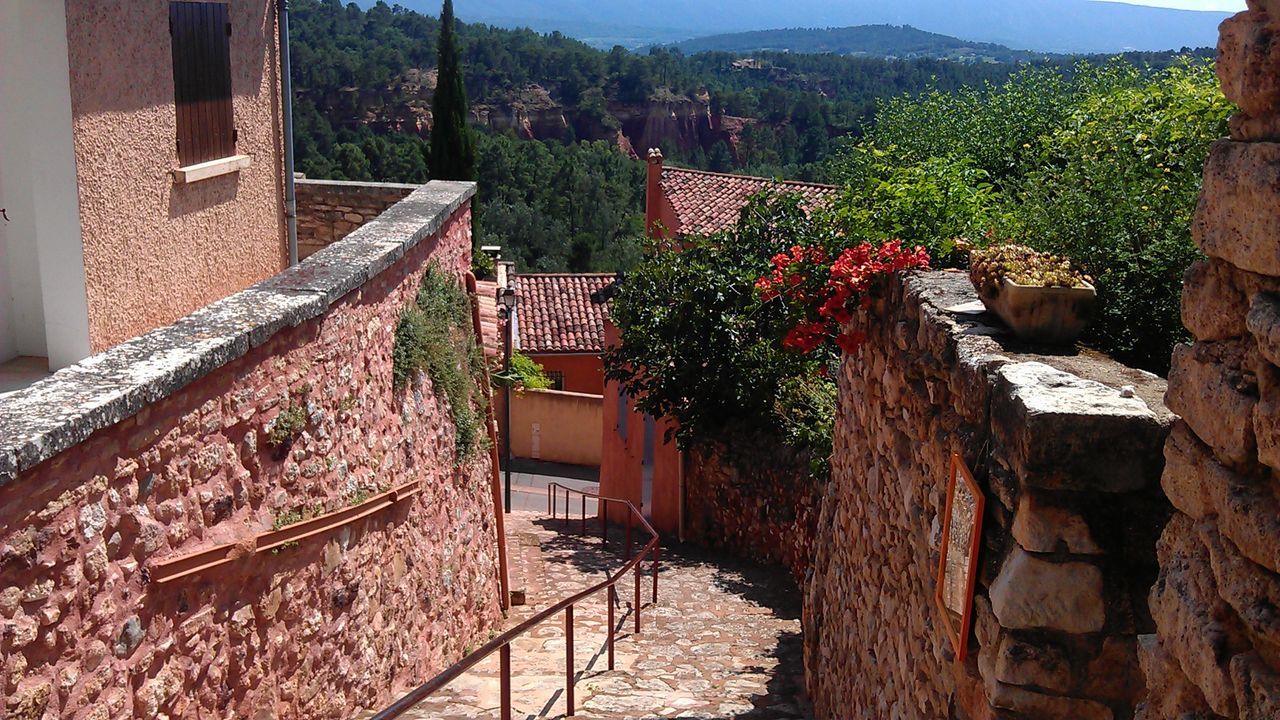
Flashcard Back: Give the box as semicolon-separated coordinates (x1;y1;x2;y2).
429;0;476;181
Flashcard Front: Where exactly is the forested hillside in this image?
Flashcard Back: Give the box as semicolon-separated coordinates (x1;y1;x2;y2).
673;25;1050;63
290;1;1209;274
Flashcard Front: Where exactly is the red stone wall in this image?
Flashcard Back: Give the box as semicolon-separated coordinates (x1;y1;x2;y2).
683;440;821;584
0;202;503;719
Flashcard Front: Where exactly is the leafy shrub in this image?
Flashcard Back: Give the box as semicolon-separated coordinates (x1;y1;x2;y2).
605;194;837;469
493;352;553;391
393;267;490;460
829;59;1232;374
267;393;309;450
472;249;497;280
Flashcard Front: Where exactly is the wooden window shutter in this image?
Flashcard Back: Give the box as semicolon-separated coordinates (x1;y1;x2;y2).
169;2;236;166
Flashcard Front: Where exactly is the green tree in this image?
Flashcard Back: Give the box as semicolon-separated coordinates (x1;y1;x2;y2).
429;0;476;181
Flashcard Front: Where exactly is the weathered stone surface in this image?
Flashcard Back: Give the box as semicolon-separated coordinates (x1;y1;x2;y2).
1149;515;1250;717
1162;422;1280;573
1194;141;1280;277
1199;521;1280;659
1165;342;1259;468
992;362;1164;493
1183;259;1251;342
1219;11;1280;118
991;632;1073;693
0;190;500;720
1247;294;1280;367
1232;111;1280;142
1231;652;1280;720
984;676;1114;720
1136;633;1215;720
1011;493;1102;555
990;547;1106;634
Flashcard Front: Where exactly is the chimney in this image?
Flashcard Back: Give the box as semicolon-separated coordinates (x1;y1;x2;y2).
645;148;664;241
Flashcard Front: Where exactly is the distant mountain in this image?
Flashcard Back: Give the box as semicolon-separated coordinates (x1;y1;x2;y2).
369;0;1231;54
673;25;1055;63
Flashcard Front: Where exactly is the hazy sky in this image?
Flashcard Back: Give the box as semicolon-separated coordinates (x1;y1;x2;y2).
1094;0;1247;10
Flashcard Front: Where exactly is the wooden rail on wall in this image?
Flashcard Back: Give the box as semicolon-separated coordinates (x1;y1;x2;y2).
149;480;420;584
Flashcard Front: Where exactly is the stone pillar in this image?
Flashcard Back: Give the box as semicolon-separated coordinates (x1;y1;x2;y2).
1138;5;1280;718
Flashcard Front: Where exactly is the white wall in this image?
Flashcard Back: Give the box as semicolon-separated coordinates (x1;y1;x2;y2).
0;0;92;369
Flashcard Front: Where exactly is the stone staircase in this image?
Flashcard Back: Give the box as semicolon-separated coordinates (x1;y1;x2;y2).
380;512;810;719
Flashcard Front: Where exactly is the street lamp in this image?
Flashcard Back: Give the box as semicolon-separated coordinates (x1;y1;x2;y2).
498;280;517;513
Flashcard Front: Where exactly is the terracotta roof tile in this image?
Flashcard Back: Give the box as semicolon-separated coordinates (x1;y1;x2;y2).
659;166;839;237
475;278;502;359
515;273;616;354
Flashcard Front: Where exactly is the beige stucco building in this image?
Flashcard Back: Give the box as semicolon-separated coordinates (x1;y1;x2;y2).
0;0;287;384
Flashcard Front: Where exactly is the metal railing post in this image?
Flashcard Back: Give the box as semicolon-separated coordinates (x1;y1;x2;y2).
566;604;575;715
652;542;660;605
601;498;608;545
607;585;616;671
500;643;512;720
634;560;642;634
581;494;586;535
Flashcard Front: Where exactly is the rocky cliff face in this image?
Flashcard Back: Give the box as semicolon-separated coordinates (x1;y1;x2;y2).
307;71;751;160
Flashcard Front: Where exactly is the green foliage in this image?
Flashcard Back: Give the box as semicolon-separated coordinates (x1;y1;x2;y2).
267;394;309;449
494;352;553;390
393;267;490;460
829;59;1232;374
604;194;835;466
430;0;477;181
993;61;1231;372
471;248;496;279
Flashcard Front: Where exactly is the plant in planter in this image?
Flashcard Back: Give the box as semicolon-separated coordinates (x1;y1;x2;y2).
969;243;1096;344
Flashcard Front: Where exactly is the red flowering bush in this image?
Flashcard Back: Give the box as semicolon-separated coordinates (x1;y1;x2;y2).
757;240;930;355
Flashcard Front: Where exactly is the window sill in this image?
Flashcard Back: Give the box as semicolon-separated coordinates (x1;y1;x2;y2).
172;154;251;184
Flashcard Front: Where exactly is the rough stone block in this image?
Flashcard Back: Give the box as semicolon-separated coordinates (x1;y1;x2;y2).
1162;421;1280;573
989;547;1105;634
1149;515;1249;717
991;632;1073;693
1182;259;1251;342
1194;141;1280;276
1231;111;1280;142
1248;294;1280;368
1218;11;1280;118
1135;633;1215;720
991;362;1166;493
1198;520;1280;659
1231;652;1280;720
1165;342;1258;468
1011;492;1102;555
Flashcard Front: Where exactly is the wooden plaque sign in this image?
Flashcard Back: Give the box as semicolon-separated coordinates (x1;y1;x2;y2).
935;453;985;662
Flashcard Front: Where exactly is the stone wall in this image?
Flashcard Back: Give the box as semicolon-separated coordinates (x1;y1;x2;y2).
804;272;1173;720
295;179;418;259
0;182;504;719
1137;6;1280;718
683;439;822;583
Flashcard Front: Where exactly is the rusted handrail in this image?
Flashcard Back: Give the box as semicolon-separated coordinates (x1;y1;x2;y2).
371;484;660;720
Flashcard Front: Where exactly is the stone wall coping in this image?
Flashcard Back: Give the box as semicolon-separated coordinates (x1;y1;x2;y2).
295;178;422;193
0;180;477;486
905;271;1172;422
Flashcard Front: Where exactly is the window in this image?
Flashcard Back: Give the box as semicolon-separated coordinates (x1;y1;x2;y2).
169;2;236;166
547;371;565;392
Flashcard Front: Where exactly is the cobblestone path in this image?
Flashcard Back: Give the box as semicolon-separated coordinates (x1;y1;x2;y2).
382;511;810;719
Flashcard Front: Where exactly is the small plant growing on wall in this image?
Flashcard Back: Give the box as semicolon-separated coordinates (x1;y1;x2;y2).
492;351;553;391
392;266;490;461
266;389;311;460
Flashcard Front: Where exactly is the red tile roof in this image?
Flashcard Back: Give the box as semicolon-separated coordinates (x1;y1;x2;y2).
516;274;616;354
659;166;840;237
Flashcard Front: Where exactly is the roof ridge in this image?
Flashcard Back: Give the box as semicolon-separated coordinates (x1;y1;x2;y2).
514;273;619;278
661;165;840;191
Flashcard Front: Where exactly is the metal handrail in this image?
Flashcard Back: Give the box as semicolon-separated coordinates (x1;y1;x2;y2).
371;483;660;720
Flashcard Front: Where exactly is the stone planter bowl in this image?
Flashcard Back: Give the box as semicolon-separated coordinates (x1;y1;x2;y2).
979;278;1097;344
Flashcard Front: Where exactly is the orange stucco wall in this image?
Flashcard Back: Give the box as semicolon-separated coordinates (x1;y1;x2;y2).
66;0;287;352
599;323;683;535
510;389;603;467
530;353;605;395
